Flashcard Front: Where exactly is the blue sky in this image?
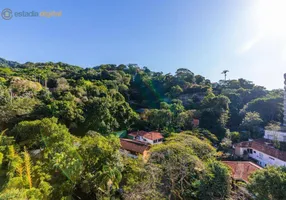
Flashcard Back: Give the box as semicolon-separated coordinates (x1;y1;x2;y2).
1;0;286;89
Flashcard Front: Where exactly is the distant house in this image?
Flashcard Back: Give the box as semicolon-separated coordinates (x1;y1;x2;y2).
120;138;150;159
128;131;164;145
192;119;200;127
234;139;286;167
264;128;286;142
212;82;219;88
223;161;262;182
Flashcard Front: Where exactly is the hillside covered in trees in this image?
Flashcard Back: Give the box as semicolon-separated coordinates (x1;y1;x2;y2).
0;57;284;199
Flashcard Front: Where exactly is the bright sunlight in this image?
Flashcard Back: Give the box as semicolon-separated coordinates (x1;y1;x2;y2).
254;0;286;37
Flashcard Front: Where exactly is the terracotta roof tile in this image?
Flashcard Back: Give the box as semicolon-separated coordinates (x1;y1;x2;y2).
128;131;147;137
193;119;200;127
120;138;150;154
128;131;164;141
223;161;262;182
143;132;164;140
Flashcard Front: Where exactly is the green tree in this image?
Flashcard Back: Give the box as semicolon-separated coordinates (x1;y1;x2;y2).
84;94;138;134
229;131;240;143
47;98;84;129
144;109;172;131
242;96;283;125
11;120;41;149
39;118;82;199
121;156;163;200
149;133;222;199
10;77;42;95
221;70;229;80
169;85;183;98
0;97;39;130
195;75;205;85
56;78;70;91
248;166;286;200
265;121;281;149
199;160;231;199
0;67;13;77
0;85;10;107
78;132;123;199
0;144;52;200
200;95;230;139
150;140;205;199
240;112;263;139
176;110;195;130
175;68;195;83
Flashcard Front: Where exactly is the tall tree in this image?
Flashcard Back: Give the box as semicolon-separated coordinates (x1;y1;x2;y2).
248;167;286;200
239;112;263;139
221;70;229;81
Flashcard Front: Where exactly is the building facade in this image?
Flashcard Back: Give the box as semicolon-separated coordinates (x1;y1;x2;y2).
284;73;286;125
234;139;286;167
264;129;286;142
128;131;164;145
120;138;150;159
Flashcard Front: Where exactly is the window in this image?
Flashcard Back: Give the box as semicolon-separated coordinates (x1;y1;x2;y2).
269;157;275;160
247;149;253;154
254;151;256;153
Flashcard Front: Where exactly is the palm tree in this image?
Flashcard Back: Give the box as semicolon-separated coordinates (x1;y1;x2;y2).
23;147;32;189
221;70;229;80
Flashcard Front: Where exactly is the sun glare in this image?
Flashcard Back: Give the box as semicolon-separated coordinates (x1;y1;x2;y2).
254;0;286;37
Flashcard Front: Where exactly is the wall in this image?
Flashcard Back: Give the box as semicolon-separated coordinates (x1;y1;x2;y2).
131;136;163;145
141;137;154;145
119;149;138;158
235;146;244;156
248;148;286;167
235;146;286;167
264;130;286;142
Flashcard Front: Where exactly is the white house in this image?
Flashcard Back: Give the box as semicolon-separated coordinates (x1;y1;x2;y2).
234;139;286;167
128;131;164;145
264;129;286;142
263;74;286;142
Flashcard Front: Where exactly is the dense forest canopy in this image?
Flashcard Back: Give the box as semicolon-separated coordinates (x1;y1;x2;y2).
0;57;284;199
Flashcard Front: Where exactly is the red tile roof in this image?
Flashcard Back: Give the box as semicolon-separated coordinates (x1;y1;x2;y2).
234;139;286;162
120;139;150;154
128;131;164;141
193;119;200;127
143;132;164;140
128;131;147;137
223;161;262;182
